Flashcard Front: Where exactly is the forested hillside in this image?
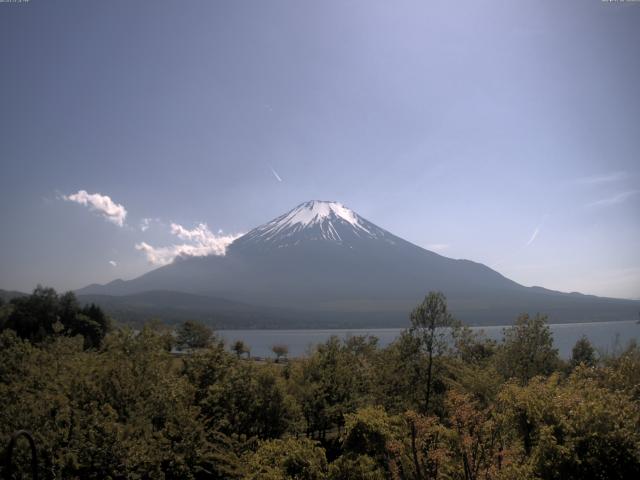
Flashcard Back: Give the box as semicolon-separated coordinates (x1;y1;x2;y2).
1;290;639;479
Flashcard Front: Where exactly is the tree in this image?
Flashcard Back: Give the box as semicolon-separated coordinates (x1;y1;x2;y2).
387;411;449;480
329;454;385;480
0;297;11;331
599;341;640;400
272;344;289;362
232;339;250;358
2;287;109;348
570;336;596;368
64;302;111;349
376;330;425;413
80;303;110;345
4;285;59;342
341;406;394;472
445;390;507;480
0;328;244;479
246;438;328;480
409;291;459;413
200;362;301;439
143;318;174;351
176;320;214;350
498;372;640;479
453;326;497;365
292;336;375;439
496;313;559;384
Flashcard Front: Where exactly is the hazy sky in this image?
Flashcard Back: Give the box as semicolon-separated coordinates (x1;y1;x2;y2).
1;0;639;299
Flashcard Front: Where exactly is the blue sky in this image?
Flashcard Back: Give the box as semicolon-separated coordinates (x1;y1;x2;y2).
1;0;638;299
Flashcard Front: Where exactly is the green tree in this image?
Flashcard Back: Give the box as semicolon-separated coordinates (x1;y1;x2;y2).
329;454;385;480
0;328;243;479
570;336;596;368
199;361;301;440
444;389;508;480
409;291;459;413
498;372;640;479
272;343;289;362
246;437;328;480
599;340;640;400
341;406;394;472
79;303;110;346
293;336;375;439
496;313;559;383
387;411;449;480
0;296;11;331
182;339;235;403
375;331;425;413
176;319;214;350
4;285;60;342
143;318;174;351
453;326;497;365
2;287;109;348
232;339;250;358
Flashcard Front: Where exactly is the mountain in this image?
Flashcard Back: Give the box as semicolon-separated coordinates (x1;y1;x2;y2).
77;200;640;327
0;289;28;303
76;291;307;329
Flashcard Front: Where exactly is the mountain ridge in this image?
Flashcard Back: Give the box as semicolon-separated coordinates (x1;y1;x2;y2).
76;201;640;327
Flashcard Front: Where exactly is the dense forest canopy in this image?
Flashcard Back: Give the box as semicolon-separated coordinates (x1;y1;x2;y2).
1;288;639;479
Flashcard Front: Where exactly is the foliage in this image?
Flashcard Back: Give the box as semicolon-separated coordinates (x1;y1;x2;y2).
291;335;376;438
245;437;328;480
328;454;385;480
232;339;250;358
272;343;289;362
0;328;242;479
386;410;449;480
1;286;110;349
498;372;640;479
375;330;426;413
590;340;640;401
2;289;639;479
444;389;509;480
176;320;214;350
201;361;301;440
409;291;460;413
143;318;175;351
341;406;394;469
453;326;497;365
496;313;559;383
570;335;596;368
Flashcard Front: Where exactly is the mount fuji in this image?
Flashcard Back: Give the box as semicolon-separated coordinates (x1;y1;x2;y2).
77;201;639;328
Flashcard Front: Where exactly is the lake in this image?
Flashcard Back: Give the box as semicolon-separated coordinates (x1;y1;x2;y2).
217;320;640;359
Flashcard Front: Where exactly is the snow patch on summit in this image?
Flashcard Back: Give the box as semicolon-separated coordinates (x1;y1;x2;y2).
233;200;395;249
275;201;371;233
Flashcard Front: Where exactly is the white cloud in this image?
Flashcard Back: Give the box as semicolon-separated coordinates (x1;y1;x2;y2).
525;227;540;247
64;190;127;226
109;260;117;267
574;171;627;185
586;190;639;208
525;215;548;247
136;222;243;266
424;243;449;252
491;216;547;267
269;166;283;182
140;218;152;232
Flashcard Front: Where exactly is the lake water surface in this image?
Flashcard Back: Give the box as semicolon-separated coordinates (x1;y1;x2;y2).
217;320;640;359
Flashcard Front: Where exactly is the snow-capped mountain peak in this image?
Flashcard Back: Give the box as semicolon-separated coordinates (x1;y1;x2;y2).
276;200;370;231
232;200;395;249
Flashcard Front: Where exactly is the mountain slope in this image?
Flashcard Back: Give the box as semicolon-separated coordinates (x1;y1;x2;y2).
77;201;640;326
0;289;28;303
76;291;309;328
